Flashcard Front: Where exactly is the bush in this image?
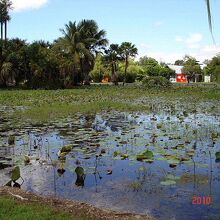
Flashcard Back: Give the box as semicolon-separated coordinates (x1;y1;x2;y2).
126;72;137;83
136;72;147;81
90;69;103;82
117;72;137;83
117;72;124;82
142;76;172;89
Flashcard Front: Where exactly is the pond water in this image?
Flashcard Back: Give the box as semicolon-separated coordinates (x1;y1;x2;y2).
0;101;220;220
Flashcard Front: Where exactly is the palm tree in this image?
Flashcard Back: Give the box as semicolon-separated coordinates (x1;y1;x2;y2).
56;21;91;85
77;19;108;85
56;20;108;85
0;0;12;42
0;2;3;41
0;0;12;67
0;61;14;86
104;44;122;85
120;42;138;84
205;0;215;43
206;0;212;31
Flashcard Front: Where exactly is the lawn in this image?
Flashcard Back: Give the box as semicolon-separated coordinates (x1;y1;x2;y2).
0;197;90;220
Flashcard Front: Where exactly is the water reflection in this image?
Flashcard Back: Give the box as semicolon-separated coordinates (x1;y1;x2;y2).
75;167;86;187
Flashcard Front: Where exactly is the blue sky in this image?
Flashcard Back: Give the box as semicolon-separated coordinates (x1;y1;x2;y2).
9;0;220;63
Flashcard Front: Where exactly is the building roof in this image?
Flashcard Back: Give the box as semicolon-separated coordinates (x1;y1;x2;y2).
168;65;183;74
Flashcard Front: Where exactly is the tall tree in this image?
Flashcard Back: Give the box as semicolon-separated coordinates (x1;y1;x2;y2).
77;20;108;85
0;0;12;68
0;0;12;41
174;59;184;66
204;56;220;82
120;42;138;84
4;0;12;42
104;44;122;85
182;55;202;82
56;20;108;85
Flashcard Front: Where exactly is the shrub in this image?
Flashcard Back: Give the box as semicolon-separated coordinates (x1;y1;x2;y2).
117;72;124;82
125;72;137;83
90;69;104;82
117;72;137;83
136;72;147;81
142;76;172;89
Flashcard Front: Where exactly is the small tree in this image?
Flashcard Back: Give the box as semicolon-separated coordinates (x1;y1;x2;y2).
90;55;110;82
204;56;220;82
104;44;122;85
182;55;202;82
119;42;138;84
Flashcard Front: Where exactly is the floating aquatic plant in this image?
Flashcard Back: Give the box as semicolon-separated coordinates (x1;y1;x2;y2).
5;166;24;187
137;150;154;161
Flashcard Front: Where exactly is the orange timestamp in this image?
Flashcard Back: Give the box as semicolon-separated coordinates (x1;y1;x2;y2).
192;196;213;205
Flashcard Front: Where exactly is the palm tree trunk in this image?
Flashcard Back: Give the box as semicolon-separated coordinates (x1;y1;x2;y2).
4;21;7;48
82;58;91;86
123;56;128;86
0;22;3;41
111;62;118;85
84;73;90;85
0;21;3;67
4;21;7;41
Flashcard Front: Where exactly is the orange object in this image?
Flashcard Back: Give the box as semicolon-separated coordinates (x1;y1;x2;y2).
176;74;187;83
102;76;111;83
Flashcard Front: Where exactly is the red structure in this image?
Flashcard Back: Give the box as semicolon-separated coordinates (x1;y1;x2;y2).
176;74;187;83
168;65;187;83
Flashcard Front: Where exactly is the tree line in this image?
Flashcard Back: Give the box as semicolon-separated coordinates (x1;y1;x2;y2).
0;0;219;88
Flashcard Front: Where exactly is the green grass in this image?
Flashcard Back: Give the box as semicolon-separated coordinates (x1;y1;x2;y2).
0;197;90;220
0;85;220;123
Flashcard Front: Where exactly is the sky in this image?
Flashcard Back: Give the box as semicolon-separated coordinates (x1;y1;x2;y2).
8;0;220;64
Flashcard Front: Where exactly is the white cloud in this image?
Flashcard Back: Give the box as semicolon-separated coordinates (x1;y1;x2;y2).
175;33;203;49
138;43;220;64
140;43;152;49
175;36;183;42
201;44;220;53
154;21;164;27
197;44;220;61
146;52;183;64
137;48;183;64
187;44;200;49
12;0;49;12
186;33;203;44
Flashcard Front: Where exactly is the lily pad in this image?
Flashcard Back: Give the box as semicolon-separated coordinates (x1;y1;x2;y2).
121;154;129;160
166;174;180;181
215;152;220;161
11;166;21;182
8;136;15;145
160;180;176;186
75;167;85;176
137;150;154;161
24;155;30;164
113;151;120;157
61;145;73;153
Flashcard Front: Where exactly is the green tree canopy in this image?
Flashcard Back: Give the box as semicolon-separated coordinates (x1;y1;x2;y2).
182;55;202;77
55;20;108;85
204;56;220;82
119;42;138;83
104;44;122;85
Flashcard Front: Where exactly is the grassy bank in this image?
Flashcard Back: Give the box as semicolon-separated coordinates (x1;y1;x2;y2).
0;85;220;123
0;197;90;220
0;187;153;220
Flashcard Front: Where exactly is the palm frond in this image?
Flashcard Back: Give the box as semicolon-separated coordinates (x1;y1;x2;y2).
205;0;215;43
